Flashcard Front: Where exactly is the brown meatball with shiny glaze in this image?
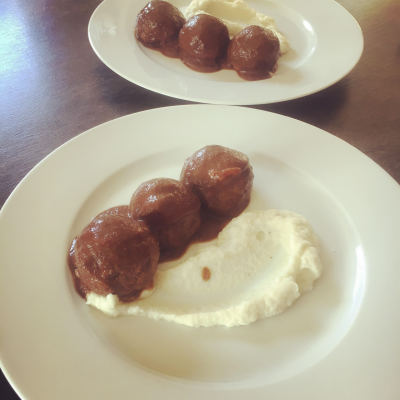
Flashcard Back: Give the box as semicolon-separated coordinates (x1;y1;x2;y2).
135;0;185;58
180;145;254;218
73;214;159;302
179;14;230;72
227;25;280;81
129;178;201;251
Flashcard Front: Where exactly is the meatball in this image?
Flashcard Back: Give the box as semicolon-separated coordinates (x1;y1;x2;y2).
129;178;201;251
135;0;185;58
179;14;230;72
227;25;280;81
73;213;159;302
180;145;254;218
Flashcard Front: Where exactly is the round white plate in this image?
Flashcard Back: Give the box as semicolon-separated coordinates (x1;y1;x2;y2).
1;106;399;400
88;0;363;105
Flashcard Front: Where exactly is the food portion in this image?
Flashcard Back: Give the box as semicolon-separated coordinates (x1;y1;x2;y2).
68;144;322;327
227;25;281;81
179;14;230;73
69;213;159;302
134;0;290;80
129;178;201;254
180;145;253;218
87;210;322;327
135;0;185;58
185;0;290;54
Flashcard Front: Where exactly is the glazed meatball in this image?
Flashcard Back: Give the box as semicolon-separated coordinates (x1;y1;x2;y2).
135;0;185;58
129;178;201;251
180;145;254;218
72;213;159;302
227;25;280;81
179;14;230;72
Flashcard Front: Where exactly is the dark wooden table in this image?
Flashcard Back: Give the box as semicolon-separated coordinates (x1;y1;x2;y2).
0;0;399;398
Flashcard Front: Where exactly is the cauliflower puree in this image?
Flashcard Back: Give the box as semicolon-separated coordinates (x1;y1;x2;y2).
86;210;321;327
185;0;290;53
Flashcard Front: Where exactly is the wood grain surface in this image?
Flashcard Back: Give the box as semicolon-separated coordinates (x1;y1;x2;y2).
0;0;399;398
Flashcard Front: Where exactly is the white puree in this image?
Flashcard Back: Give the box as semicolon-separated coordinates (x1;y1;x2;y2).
185;0;290;53
86;210;322;327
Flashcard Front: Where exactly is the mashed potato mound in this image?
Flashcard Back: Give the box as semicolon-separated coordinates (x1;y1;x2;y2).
87;210;321;327
185;0;290;53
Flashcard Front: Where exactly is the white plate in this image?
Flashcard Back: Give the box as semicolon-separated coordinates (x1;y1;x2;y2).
88;0;363;105
1;105;399;400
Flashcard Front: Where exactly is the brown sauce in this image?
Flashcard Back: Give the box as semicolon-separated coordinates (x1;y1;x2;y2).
202;267;211;281
159;208;232;263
